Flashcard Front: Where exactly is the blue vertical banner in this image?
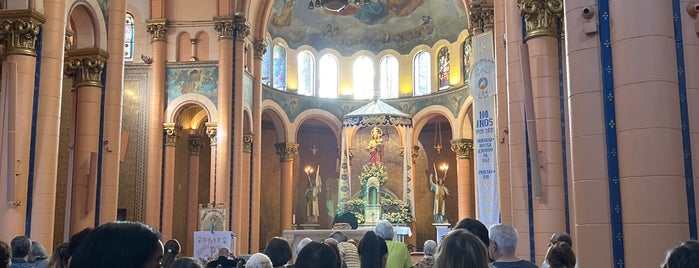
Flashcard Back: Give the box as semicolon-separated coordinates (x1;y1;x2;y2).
471;31;499;227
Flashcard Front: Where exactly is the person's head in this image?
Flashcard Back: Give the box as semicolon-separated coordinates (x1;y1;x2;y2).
454;218;490;247
548;233;573;248
435;229;489;268
162;239;181;268
0;241;10;268
217;247;232;258
296;237;313;255
371;127;382;139
662;240;699;268
68;228;93;258
170;257;203;268
47;242;70;268
423;240;437;256
488;224;519;259
246;253;273;268
374;220;394;241
28;241;48;263
10;236;31;259
264;237;292;267
545;241;576;268
69;221;163;268
358;231;388;268
294;241;341;268
329;231;349;243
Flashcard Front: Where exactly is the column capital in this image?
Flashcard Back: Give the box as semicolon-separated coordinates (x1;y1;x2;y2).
205;122;217;145
243;133;253;153
64;48;109;88
213;16;234;40
163;123;182;147
145;18;168;42
450;138;474;159
518;0;563;40
64;28;73;51
469;2;494;35
189;136;204;155
274;143;299;162
253;38;267;59
0;9;46;57
399;146;421;164
233;14;250;41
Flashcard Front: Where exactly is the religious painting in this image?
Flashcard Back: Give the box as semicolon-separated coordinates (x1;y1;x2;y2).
166;65;219;106
267;0;469;56
438;47;450;89
273;44;287;91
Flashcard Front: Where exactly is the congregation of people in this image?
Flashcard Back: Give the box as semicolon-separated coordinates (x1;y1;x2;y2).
0;219;697;268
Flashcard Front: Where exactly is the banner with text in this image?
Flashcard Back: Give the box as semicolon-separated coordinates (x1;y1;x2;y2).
471;31;499;227
193;231;235;262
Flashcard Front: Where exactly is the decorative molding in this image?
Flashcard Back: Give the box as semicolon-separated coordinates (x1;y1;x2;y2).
189;136;203;155
243;133;253;153
213;16;234;40
64;48;109;88
518;0;564;40
163;122;181;146
0;9;45;57
450;138;474;159
274;142;299;162
205;122;217;145
469;2;494;35
145;18;168;42
253;38;267;59
233;15;250;41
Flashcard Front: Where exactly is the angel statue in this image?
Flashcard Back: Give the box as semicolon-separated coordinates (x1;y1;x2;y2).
430;169;449;222
306;165;322;223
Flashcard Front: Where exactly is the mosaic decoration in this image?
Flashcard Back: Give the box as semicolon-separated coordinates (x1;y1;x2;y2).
267;0;469;55
166;64;219;106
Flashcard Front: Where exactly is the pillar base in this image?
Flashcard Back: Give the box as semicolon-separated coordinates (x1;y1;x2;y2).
433;222;451;244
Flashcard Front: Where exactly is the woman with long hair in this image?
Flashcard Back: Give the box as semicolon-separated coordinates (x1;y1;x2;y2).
357;231;388;268
435;229;489;268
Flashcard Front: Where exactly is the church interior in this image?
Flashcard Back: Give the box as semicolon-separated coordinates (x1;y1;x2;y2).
0;0;698;267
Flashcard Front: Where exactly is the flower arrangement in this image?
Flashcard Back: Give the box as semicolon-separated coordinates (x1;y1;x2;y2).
358;163;388;186
381;198;414;224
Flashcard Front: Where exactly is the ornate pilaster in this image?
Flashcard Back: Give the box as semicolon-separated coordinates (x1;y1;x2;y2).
253;38;267;59
64;48;109;88
145;18;168;42
243;133;253;153
163;123;181;147
274;143;299;162
189;136;203;155
233;14;250;41
213;16;234;40
0;9;45;57
469;2;494;34
450;138;474;159
518;0;563;40
205;122;217;145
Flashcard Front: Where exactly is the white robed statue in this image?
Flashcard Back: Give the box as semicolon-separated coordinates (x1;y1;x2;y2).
306;165;322;223
430;165;449;223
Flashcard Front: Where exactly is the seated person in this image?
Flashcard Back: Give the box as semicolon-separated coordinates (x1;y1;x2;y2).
206;248;239;268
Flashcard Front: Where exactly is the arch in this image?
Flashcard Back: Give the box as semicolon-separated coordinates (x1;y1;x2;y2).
292;109;342;145
318;54;339;99
243;107;253;134
413;50;431;96
261;100;292;143
177;31;192;62
66;0;107;49
165;93;219;124
195;31;210;61
412;105;457;145
455;96;474;139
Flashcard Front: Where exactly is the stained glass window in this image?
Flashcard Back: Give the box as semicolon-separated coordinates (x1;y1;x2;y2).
463;40;471;84
262;40;271;86
353;56;374;100
414;51;431;96
380;55;399;99
297;51;314;96
438;47;450;89
318;54;338;98
124;13;134;61
273;44;287;91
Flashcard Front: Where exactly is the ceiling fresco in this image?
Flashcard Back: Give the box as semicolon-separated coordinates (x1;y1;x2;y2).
267;0;469;56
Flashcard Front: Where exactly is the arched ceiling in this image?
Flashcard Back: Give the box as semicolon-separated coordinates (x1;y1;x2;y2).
266;0;469;56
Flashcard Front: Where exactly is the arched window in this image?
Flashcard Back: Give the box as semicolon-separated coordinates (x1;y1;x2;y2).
261;40;271;86
273;44;287;91
353;56;374;100
463;40;471;84
438;47;450;89
297;51;314;96
413;51;431;96
124;13;134;61
318;54;338;98
379;55;399;99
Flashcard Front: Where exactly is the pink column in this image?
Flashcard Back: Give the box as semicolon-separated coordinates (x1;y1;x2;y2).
0;9;44;242
275;143;298;232
493;0;512;226
205;123;217;202
145;19;168;230
563;2;613;266
99;0;127;225
186;136;203;256
238;133;252;254
610;1;687;266
161;123;180;240
213;17;232;205
450;139;474;219
64;48;109;234
251;38;265;253
683;0;699;235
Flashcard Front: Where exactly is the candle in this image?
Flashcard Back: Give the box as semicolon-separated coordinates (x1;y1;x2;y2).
293;214;296;224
